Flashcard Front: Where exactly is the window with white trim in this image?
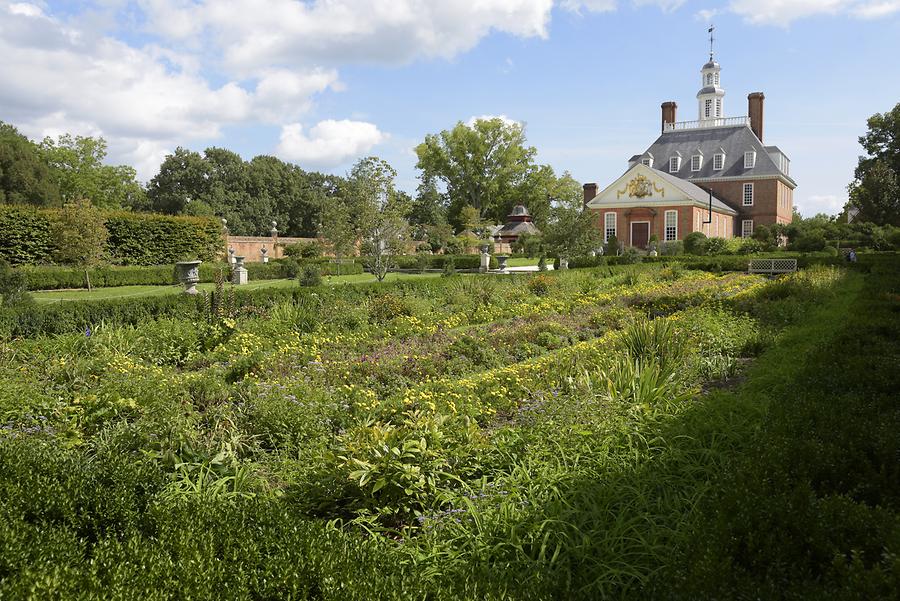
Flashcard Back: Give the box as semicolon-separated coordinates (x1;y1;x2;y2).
744;151;756;169
714;72;720;86
743;183;754;206
706;73;713;85
691;155;702;172
714;213;719;237
604;212;616;243
665;210;678;242
713;153;724;170
705;99;712;118
742;219;753;238
695;211;700;232
641;157;653;168
716;98;722;117
669;156;681;173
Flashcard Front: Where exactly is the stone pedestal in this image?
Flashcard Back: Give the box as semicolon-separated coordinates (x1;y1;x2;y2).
480;252;491;273
232;256;248;285
175;260;202;295
559;258;569;270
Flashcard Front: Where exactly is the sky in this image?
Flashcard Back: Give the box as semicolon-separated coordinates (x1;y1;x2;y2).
1;1;899;218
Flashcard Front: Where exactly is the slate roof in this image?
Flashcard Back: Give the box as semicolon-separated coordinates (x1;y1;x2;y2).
648;167;737;215
638;124;795;186
496;221;540;238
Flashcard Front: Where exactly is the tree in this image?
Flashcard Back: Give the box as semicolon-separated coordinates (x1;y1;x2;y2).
346;157;410;282
40;134;145;209
0;121;61;206
415;118;536;229
849;160;900;226
849;103;900;226
319;197;356;275
408;175;448;234
541;173;602;260
51;200;108;290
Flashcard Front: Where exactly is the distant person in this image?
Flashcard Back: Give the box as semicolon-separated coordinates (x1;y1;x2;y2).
847;248;857;263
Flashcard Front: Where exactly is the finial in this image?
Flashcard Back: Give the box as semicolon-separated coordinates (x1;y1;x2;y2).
708;25;715;61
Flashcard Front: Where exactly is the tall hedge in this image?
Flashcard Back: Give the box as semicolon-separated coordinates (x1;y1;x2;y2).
104;212;222;265
0;206;54;265
0;206;222;266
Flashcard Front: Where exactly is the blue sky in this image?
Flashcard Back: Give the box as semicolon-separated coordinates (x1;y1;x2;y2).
2;1;899;218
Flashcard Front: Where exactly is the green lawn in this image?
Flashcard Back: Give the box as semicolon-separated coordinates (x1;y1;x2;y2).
506;257;540;267
32;272;439;304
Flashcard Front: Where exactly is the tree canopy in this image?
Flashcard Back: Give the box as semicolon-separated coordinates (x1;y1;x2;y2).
0;121;61;206
849;103;900;226
39;134;145;209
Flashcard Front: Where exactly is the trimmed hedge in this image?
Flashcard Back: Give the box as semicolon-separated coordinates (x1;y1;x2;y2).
16;260;364;291
104;212;222;265
0;274;452;339
0;205;222;267
392;254;497;270
0;206;55;265
560;253;847;271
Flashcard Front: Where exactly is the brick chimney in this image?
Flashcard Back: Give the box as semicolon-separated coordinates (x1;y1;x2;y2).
661;101;677;133
583;182;598;205
748;92;765;142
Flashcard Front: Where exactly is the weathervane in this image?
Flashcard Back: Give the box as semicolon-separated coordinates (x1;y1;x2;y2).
708;24;716;61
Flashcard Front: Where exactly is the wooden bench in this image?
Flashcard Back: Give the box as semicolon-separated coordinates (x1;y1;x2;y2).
748;258;798;275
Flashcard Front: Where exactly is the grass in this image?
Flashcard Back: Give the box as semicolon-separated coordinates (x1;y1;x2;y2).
31;272;440;303
506;257;541;267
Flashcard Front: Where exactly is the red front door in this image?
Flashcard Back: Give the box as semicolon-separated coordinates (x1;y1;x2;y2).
631;222;650;249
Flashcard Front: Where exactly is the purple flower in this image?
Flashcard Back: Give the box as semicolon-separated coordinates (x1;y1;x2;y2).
85;326;92;337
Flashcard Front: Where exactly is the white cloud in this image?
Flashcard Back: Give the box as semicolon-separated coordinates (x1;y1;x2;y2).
0;0;349;178
726;0;900;26
276;120;387;167
561;0;617;12
466;114;523;128
141;0;554;75
800;194;848;216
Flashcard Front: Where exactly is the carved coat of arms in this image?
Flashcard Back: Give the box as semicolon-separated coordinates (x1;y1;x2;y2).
617;174;665;200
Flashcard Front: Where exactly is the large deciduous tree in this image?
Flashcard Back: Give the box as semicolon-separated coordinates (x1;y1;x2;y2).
848;103;900;226
415;118;536;229
39;134;145;209
0;121;61;206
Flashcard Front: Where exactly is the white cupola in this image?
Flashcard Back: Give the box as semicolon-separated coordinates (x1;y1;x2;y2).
697;27;725;122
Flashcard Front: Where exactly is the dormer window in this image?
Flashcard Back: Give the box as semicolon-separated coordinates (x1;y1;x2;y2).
641;153;653;168
713;153;725;171
744;151;757;169
669;156;681;173
691;155;702;172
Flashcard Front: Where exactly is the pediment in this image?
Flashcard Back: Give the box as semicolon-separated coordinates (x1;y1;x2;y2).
587;164;675;207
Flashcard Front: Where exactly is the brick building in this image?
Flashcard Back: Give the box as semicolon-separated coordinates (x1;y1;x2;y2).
584;47;796;248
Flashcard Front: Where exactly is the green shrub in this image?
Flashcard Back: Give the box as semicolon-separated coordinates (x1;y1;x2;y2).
442;257;456;277
705;237;729;255
298;265;322;287
0;260;31;307
684;231;708;255
527;273;553;296
367;293;412;324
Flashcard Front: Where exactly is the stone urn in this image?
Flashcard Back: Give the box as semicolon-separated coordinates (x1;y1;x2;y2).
496;255;510;272
175;260;202;295
480;251;491;273
232;256;248;285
